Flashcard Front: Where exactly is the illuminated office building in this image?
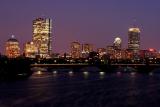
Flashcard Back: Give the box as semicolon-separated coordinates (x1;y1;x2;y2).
156;51;160;59
82;44;93;58
128;27;140;53
82;44;93;53
32;17;52;58
146;48;157;58
114;49;125;60
113;37;122;49
97;48;106;58
106;46;115;59
125;49;134;59
71;42;81;58
5;35;20;58
24;42;38;58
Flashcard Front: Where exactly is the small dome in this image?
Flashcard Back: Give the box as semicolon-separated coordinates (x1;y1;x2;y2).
114;37;122;45
7;35;19;42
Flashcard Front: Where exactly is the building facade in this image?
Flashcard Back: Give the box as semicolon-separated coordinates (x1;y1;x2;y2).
97;48;106;58
106;46;115;59
71;42;81;59
32;17;52;58
128;27;140;53
24;42;38;58
5;35;20;58
81;44;93;58
113;37;122;49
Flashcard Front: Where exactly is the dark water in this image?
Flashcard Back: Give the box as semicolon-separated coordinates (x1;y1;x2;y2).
0;71;160;107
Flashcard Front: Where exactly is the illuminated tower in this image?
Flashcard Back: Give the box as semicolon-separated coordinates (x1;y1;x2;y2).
81;44;93;58
113;37;122;49
32;17;52;58
128;27;140;53
5;35;20;58
71;42;81;59
24;42;38;58
106;45;115;59
82;44;93;53
97;48;106;58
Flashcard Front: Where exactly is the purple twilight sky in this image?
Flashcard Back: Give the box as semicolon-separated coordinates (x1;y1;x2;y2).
0;0;160;54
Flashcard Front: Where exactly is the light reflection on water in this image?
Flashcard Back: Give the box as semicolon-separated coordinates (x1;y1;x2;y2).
68;71;74;76
36;71;42;75
1;70;160;107
53;70;57;74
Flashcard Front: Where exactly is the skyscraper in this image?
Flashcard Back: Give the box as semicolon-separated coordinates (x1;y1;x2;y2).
32;17;52;58
106;45;115;59
71;42;81;59
97;48;106;58
24;42;38;58
82;44;93;53
81;44;93;58
113;37;122;49
5;35;20;58
128;27;140;53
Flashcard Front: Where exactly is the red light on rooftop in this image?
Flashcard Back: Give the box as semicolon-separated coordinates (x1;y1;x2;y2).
148;48;156;52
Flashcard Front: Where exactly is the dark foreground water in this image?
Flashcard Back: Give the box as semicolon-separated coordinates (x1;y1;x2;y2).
1;71;160;107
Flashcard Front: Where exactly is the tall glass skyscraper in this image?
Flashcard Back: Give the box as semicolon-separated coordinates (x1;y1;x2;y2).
128;27;140;53
32;18;52;58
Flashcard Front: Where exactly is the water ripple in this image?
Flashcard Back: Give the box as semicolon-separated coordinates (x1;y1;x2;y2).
1;72;160;107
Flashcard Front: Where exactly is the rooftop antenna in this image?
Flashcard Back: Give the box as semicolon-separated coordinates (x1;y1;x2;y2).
11;35;15;38
133;18;137;28
41;13;46;18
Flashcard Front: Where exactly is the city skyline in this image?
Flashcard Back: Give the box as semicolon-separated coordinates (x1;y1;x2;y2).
0;0;160;54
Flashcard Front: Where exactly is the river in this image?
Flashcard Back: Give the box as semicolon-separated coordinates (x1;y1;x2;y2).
0;70;160;107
